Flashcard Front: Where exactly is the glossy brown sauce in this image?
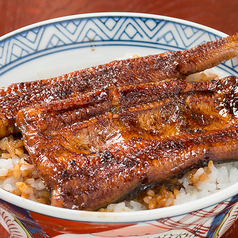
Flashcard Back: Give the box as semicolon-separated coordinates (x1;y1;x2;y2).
1;33;238;139
15;76;238;210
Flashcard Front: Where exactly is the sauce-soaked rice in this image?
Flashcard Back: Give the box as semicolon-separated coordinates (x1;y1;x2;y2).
0;135;50;204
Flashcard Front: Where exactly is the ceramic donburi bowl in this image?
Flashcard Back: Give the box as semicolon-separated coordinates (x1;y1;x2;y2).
0;12;238;238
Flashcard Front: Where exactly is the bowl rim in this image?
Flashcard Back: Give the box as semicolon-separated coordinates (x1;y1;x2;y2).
1;180;237;223
0;11;228;41
0;12;236;223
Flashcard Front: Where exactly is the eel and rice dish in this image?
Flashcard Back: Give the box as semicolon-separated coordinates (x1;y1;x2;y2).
1;33;238;210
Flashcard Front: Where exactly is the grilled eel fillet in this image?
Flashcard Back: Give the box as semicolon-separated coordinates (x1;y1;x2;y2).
16;76;238;210
1;33;238;138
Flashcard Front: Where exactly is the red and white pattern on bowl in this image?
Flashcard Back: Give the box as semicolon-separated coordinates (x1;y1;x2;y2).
29;198;238;237
75;202;232;238
0;196;237;238
213;202;238;237
0;208;28;238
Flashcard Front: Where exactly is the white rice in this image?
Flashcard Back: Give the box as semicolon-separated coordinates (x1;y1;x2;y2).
0;136;50;204
174;161;238;205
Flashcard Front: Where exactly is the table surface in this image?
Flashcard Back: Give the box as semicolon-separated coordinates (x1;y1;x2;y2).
0;0;238;237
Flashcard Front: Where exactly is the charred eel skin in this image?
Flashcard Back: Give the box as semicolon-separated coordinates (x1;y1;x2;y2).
16;76;238;210
1;33;238;138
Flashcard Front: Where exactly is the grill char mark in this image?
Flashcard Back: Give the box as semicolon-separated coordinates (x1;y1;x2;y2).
16;76;238;210
1;33;238;138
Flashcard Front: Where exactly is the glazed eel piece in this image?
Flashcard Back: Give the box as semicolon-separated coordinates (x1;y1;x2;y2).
1;32;238;138
16;76;238;210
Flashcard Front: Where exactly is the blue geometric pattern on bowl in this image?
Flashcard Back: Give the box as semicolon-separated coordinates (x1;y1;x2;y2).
0;15;238;76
